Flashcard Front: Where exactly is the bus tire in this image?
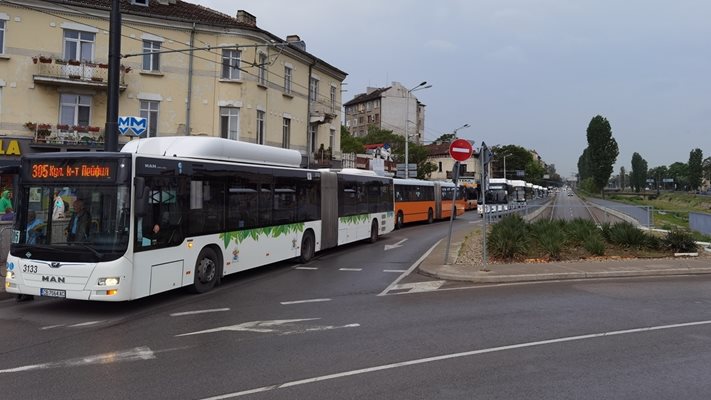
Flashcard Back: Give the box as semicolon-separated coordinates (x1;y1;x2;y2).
396;211;404;230
298;231;315;263
369;220;379;243
191;247;218;293
427;209;434;224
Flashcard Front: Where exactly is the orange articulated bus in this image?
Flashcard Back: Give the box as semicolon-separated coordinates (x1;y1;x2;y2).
393;179;465;229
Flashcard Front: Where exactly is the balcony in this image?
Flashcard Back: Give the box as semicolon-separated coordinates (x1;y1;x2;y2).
309;98;338;124
26;122;104;147
32;57;128;91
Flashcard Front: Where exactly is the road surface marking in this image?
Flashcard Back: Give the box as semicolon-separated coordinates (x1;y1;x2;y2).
379;239;441;296
68;321;104;328
199;319;711;399
0;347;155;374
40;324;65;330
280;298;331;305
295;267;319;270
339;268;362;272
384;238;408;251
176;318;319;337
170;308;230;317
383;269;407;273
391;281;446;293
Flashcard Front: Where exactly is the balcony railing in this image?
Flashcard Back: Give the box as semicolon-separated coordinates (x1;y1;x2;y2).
32;58;127;89
26;123;104;146
310;98;338;123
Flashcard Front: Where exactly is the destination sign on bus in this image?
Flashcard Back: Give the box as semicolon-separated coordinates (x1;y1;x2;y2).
27;160;116;182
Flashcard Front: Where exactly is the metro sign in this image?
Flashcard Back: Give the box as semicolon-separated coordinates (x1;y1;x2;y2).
118;116;147;136
449;139;473;162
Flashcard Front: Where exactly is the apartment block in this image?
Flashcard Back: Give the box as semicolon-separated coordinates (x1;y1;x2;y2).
0;0;346;181
343;82;426;144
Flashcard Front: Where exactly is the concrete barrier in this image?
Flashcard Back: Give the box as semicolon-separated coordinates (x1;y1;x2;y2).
690;212;711;236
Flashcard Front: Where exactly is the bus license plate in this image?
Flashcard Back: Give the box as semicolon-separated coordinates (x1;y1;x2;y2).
40;288;66;298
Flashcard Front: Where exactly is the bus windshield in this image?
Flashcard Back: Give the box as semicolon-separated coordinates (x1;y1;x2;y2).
11;184;131;262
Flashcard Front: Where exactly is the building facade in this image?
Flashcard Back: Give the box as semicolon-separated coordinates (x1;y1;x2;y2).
0;0;346;175
426;141;481;182
343;81;426;144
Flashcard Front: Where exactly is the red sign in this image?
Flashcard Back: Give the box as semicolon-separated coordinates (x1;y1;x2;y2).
449;139;473;162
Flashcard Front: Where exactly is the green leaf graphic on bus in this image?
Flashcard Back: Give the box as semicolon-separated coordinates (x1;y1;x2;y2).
339;214;370;225
219;223;305;247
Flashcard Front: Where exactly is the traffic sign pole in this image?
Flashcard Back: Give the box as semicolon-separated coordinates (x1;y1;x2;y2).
444;161;461;264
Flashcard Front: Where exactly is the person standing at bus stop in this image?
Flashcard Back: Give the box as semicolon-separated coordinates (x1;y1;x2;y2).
0;189;13;220
66;199;91;242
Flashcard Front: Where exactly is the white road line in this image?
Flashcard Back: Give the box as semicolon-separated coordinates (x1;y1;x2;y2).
383;269;407;273
379;239;441;296
280;298;331;305
294;267;319;270
339;268;362;272
68;321;104;328
0;347;155;374
170;308;230;317
391;281;446;293
199;319;711;399
40;324;65;330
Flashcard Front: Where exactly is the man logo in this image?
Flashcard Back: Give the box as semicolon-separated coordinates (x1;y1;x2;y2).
50;262;61;268
42;276;66;283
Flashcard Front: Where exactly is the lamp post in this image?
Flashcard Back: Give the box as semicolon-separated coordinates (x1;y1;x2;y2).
502;154;510;179
452;123;470;137
404;81;431;178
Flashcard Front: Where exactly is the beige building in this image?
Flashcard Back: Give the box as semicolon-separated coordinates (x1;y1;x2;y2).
343;82;426;144
0;0;346;177
425;141;482;182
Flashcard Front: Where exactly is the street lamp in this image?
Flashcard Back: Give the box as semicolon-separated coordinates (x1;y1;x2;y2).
503;154;510;179
404;81;432;178
452;123;470;137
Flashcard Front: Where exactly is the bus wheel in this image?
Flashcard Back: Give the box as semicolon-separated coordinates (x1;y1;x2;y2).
427;209;434;224
396;211;404;229
298;231;315;263
369;220;379;243
191;247;218;293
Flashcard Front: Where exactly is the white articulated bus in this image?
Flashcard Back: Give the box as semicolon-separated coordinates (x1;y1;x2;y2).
5;137;394;301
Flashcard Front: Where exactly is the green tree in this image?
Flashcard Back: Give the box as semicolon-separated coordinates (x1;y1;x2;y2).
585;115;619;194
490;144;533;179
688;148;703;191
630;152;648;193
577;147;592;181
648;165;668;191
433;133;456;143
340;125;364;154
619;166;626;190
668;162;688;190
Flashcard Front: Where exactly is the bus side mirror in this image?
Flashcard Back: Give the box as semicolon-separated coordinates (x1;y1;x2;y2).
134;177;147;217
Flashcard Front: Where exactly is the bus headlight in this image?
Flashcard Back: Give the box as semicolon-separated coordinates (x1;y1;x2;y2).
98;277;120;286
6;271;14;280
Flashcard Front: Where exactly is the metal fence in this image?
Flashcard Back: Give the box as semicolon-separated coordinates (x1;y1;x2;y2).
690;212;711;236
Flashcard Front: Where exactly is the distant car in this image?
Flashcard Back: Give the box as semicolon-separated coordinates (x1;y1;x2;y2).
567;192;573;196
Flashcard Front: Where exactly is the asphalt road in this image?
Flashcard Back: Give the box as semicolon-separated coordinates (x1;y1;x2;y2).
2;210;711;399
549;190;598;221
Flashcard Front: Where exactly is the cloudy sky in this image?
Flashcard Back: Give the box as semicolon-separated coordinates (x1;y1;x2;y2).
192;0;710;177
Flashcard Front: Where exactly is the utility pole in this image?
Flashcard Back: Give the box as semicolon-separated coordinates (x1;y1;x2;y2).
104;0;121;152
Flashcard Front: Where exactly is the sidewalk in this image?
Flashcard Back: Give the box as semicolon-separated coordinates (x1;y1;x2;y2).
419;224;711;284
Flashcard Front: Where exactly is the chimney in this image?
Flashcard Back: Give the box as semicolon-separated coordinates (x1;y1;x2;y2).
236;10;257;27
286;34;306;51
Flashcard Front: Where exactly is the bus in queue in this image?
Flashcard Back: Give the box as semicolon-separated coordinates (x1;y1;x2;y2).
478;178;512;216
459;179;479;211
393;179;465;229
5;137;394;301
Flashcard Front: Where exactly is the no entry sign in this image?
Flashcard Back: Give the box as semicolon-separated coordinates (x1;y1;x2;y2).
449;139;473;162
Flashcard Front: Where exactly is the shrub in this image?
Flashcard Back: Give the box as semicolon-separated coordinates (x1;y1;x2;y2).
566;218;599;245
529;220;566;260
583;236;606;256
487;214;528;261
599;222;612;241
664;229;698;253
607;222;648;249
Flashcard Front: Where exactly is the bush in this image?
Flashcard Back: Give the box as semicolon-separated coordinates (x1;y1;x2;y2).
664;229;698;253
599;222;612;242
487;214;528;261
529;220;566;260
583;236;606;256
606;222;649;249
566;218;599;245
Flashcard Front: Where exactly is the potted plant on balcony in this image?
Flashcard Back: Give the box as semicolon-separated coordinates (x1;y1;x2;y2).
98;63;109;69
73;125;88;133
24;122;37;131
55;58;66;65
85;62;97;68
68;59;81;66
90;76;104;82
56;124;69;131
39;55;52;64
87;126;101;133
38;123;52;130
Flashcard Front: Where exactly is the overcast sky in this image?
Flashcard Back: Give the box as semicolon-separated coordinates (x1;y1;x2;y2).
192;0;710;177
